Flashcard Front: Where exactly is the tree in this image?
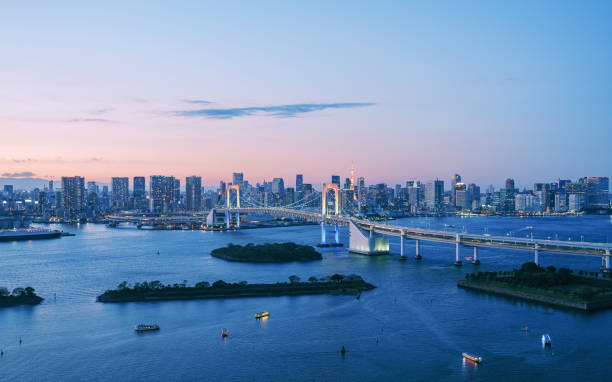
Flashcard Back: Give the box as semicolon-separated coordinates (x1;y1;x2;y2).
213;280;228;288
288;275;301;284
0;287;9;297
238;281;248;286
117;281;128;290
330;274;345;283
308;276;318;283
24;287;35;296
11;288;25;297
195;281;210;289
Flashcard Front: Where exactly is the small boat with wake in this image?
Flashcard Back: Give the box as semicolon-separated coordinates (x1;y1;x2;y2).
254;312;269;319
542;334;552;347
462;352;482;363
134;324;160;332
221;328;229;338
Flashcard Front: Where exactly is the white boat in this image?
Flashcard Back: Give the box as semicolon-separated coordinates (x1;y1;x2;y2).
541;334;551;346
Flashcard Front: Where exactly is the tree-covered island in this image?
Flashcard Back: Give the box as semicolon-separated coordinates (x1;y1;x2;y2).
0;286;44;307
97;274;375;303
458;262;612;311
210;242;322;263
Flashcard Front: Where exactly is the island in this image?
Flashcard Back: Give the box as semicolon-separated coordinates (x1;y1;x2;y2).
210;242;322;263
458;262;612;311
0;287;44;307
97;274;375;303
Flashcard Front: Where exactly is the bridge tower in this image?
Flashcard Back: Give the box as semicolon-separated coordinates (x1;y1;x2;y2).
226;185;241;229
319;184;341;246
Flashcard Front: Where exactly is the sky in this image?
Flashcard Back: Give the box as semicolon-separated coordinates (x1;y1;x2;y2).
1;1;611;189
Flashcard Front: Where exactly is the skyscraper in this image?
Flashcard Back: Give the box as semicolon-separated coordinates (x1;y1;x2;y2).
61;176;85;219
586;177;609;209
331;175;340;186
133;176;146;210
451;174;461;189
425;180;444;210
272;178;284;194
185;176;202;212
111;177;129;209
150;175;175;214
232;172;244;188
505;178;515;191
296;174;303;193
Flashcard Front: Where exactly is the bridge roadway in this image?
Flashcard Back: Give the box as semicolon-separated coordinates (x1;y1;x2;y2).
107;207;612;258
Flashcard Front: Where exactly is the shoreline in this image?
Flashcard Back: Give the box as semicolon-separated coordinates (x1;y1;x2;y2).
97;280;375;303
457;279;612;311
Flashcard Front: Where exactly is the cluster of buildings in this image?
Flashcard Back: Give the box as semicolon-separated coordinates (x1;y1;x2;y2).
0;171;609;222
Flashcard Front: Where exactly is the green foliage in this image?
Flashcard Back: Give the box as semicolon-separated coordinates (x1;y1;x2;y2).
211;242;322;262
288;275;301;284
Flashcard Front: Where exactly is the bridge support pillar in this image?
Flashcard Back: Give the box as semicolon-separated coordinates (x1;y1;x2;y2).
415;239;422;260
454;234;462;266
236;212;240;229
601;249;611;273
225;211;230;229
348;221;389;255
472;247;480;265
534;244;539;266
334;224;339;244
399;231;406;260
320;222;326;244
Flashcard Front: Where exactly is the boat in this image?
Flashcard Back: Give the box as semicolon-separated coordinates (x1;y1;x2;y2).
462;352;482;363
465;257;473;261
134;324;160;332
542;334;552;346
221;329;229;338
254;312;270;319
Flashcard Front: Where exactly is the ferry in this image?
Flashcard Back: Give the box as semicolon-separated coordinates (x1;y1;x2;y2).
542;334;552;346
462;352;482;363
254;312;269;319
134;324;160;332
0;228;62;242
221;329;229;338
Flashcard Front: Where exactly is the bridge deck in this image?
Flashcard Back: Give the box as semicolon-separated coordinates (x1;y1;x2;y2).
107;208;612;257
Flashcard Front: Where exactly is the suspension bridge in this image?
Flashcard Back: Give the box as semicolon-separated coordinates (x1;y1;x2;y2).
106;184;612;271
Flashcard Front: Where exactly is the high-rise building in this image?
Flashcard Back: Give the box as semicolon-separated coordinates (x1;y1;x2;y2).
173;178;181;204
296;174;303;193
425;180;444;210
272;178;284;194
48;180;54;192
133;177;146;211
87;181;98;195
454;183;469;209
185;176;202;212
111;177;129;209
61;176;85;218
505;178;515;191
331;175;340;186
451;174;461;190
150;175;175;214
232;172;244;189
586;177;609;209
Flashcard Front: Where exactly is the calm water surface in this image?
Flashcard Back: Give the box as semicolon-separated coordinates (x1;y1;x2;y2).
1;215;611;381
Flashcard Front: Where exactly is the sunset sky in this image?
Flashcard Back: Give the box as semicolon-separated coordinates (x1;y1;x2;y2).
1;1;611;188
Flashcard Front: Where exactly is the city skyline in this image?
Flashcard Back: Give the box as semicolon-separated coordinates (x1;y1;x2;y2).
2;1;612;186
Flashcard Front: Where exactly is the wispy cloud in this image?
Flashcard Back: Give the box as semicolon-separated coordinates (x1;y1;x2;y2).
183;99;213;105
2;171;36;178
10;158;36;163
90;108;113;114
175;102;375;119
68;118;113;123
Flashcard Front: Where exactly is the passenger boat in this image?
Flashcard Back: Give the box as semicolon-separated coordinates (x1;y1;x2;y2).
134;324;160;332
254;312;270;319
462;352;482;363
221;329;229;338
542;334;552;346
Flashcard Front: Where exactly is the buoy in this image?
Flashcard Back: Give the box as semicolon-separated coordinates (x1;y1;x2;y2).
341;346;346;355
